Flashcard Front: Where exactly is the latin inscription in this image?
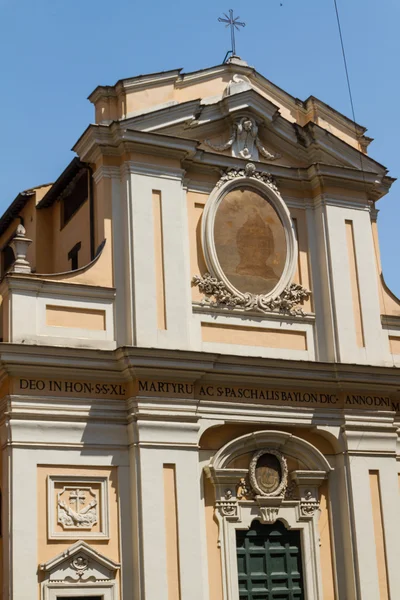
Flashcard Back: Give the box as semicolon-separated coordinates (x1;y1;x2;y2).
137;379;398;412
15;378;399;412
18;378;126;397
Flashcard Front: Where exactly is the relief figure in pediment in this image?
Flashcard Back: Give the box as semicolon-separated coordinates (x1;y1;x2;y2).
205;116;281;162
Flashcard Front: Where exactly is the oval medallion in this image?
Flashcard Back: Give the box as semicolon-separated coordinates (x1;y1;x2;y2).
255;453;282;495
214;187;287;295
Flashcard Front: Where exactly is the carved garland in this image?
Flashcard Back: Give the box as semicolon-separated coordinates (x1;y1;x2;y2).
215;163;279;190
192;272;311;316
249;449;288;497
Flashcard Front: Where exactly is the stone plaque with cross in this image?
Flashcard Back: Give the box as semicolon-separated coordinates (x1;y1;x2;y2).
58;486;98;529
47;475;110;539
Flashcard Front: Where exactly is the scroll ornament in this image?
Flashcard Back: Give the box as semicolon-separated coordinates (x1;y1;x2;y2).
192;272;311;316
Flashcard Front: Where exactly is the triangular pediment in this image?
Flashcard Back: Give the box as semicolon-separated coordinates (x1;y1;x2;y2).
39;540;120;583
121;88;386;174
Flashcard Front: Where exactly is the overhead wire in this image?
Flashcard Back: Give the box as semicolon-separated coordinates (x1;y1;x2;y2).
332;0;367;184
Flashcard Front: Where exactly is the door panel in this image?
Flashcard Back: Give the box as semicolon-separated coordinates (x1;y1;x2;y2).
236;520;304;600
57;597;102;600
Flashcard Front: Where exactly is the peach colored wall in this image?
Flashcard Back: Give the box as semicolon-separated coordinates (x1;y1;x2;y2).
203;475;223;600
290;208;312;312
36;206;54;273
125;83;175;114
93;177;114;287
312;114;360;150
44;240;113;287
45;305;106;330
153;190;167;330
175;75;229;104
345;220;365;347
95;96;119;123
389;336;400;355
318;481;336;600
369;471;389;600
52;197;91;273
163;465;181;600
201;322;307;351
187;192;207;302
199;424;335;455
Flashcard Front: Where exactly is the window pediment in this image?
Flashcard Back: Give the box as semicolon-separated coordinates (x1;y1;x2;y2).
39;540;120;584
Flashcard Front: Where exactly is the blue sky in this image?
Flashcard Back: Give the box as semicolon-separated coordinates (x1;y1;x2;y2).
0;0;399;294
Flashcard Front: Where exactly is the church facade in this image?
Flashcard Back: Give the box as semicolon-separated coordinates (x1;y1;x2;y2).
0;56;399;600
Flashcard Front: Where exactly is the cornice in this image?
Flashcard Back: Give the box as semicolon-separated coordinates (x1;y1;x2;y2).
114;89;388;182
88;69;182;103
184;153;385;196
381;315;400;330
307;123;386;174
175;63;254;88
117;70;181;94
73;123;199;163
0;345;398;392
0;275;115;300
121;161;186;181
122;98;201;132
122;99;180;122
73;122;390;201
183;178;215;194
303;95;366;137
93;165;121;184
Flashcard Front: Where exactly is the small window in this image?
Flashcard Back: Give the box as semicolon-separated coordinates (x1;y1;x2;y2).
61;170;88;228
68;241;81;271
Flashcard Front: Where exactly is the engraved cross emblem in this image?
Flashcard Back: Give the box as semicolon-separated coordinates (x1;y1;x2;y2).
218;9;245;57
69;489;86;511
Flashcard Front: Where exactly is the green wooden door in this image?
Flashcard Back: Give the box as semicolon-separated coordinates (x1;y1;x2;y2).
236;520;304;600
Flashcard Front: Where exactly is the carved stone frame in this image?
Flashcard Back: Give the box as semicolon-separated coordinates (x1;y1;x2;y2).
205;430;333;600
40;540;119;600
47;475;110;540
249;448;288;497
201;164;298;302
